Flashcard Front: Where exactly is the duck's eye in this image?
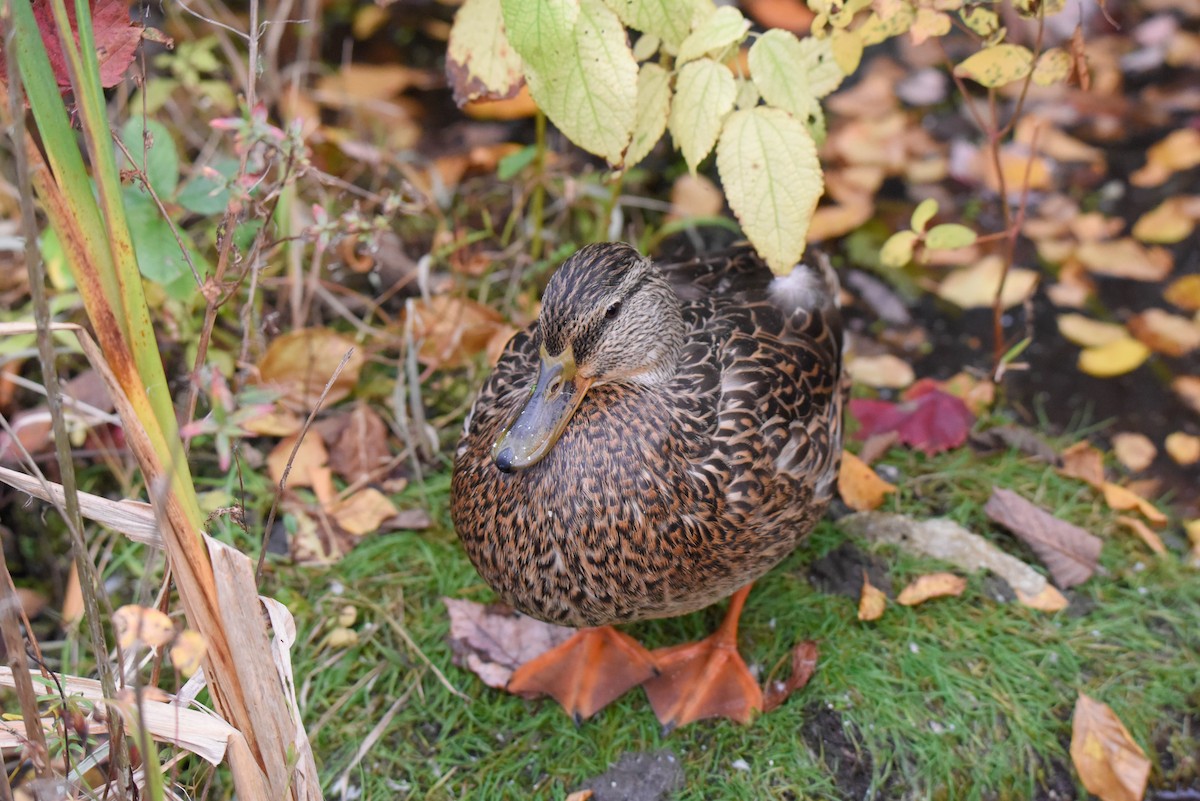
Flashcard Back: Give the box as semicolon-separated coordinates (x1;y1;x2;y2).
605;301;622;320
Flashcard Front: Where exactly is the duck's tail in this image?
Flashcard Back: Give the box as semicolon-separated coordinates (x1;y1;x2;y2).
767;249;841;316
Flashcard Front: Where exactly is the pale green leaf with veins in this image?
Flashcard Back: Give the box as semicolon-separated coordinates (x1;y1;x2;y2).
677;6;750;65
604;0;712;49
749;30;818;124
448;0;525;103
799;36;845;98
717;107;823;274
519;0;638;164
669;57;736;173
624;63;671;169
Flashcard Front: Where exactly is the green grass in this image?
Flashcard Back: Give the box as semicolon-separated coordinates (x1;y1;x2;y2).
265;442;1200;800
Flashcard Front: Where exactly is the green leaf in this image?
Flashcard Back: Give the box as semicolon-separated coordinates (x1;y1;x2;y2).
925;223;978;250
501;0;577;63
954;44;1034;88
716;107;823;274
124;190;207;296
749;30;813;120
177;158;239;215
498;145;539;179
677;6;749;65
734;77;760;110
447;0;525;104
121;117;180;199
603;0;712;49
625;63;672;168
516;0;638;164
669;57;736;173
880;230;918;267
910;198;938;232
800;36;845;99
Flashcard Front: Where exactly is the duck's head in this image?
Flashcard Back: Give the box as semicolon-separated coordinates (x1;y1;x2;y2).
492;242;685;473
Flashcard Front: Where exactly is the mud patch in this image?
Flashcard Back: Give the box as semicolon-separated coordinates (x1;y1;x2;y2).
800;705;877;800
807;541;893;600
577;748;685;801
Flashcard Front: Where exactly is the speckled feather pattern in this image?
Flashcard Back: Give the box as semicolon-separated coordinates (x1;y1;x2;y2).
451;245;846;627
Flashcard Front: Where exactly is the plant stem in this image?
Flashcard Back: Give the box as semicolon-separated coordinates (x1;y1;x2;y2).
530;109;547;263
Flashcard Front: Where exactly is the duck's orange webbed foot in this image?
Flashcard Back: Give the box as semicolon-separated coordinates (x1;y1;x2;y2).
642;585;764;730
507;625;658;723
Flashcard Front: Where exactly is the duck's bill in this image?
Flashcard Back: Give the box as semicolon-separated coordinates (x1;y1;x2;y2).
492;347;593;473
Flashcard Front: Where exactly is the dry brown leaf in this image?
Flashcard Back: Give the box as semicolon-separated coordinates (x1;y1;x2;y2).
1173;376;1200;415
969;424;1058;463
1130;128;1200;187
1111;432;1156;473
763;640;820;712
443;598;574;690
896;572;966;606
257;328;366;410
848;353;915;389
314;63;437;102
113;604;175;649
1164;274;1200;312
1127;308;1200;356
1060;441;1106;486
406;295;512;369
1015;117;1104;165
1075;239;1174;281
328;488;399;537
328;403;391;485
268;433;335;506
1101;483;1168;527
239;408;302;437
1070;693;1150;801
1115;516;1167;555
857;571;887;621
808;200;876;241
838;450;897;511
743;0;815;32
985;488;1101;588
1164;432;1200;466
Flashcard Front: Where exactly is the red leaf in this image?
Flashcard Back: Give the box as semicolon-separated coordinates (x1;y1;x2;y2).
850;386;975;455
3;0;143;91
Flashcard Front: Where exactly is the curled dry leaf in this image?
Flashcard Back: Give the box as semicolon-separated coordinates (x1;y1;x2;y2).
857;571;887;621
838;450;896;511
1111;432;1156;473
443;598;574;691
1070;693;1150;801
763;640;819;712
896;572;966;606
985;488;1101;588
113;605;175;650
1115;516;1167;556
328;403;391;485
258;328;365;410
1164;432;1199;466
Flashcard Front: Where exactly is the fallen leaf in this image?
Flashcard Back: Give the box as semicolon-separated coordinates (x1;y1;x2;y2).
807;199;876;241
1078;338;1151;378
1126;308;1200;356
169;630;207;677
328;403;392;485
1185;520;1200;567
1173;376;1200;415
1111;432;1156;473
851;384;975;456
897;572;966;606
668;173;725;220
763;640;819;712
565;791;595;801
838;450;897;511
939;372;995;415
1075;239;1173;281
985;488;1102;588
743;0;814;33
1164;274;1200;312
268;434;336;507
1061;441;1106;486
113;605;175;650
857;572;887;621
840;512;1065;610
1101;483;1167;527
1115;516;1167;555
328;488;399;537
1070;693;1150;801
239;408;302;437
405;295;513;369
258;328;366;410
1130;128;1200;187
848;353;915;389
937;256;1039;310
1131;196;1200;244
1057;314;1127;348
443;598;574;690
1164;432;1200;466
970;424;1059;463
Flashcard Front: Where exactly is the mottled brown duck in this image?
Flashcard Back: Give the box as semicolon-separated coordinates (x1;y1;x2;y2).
450;242;846;727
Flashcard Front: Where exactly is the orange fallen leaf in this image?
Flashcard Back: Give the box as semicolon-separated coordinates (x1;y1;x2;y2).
113;604;175;650
258;328;366;410
405;295;513;369
1115;516;1167;556
1164;274;1200;312
565;791;595;801
808;200;875;241
1164;432;1199;466
1126;308;1200;356
1111;432;1156;473
668;173;725;221
896;572;966;606
762;640;820;712
858;571;887;621
463;85;539;120
1061;441;1106;486
268;434;336;507
1101;483;1168;527
328;488;399;537
1014;584;1070;612
838;450;897;511
1070;693;1150;801
239;408;302;437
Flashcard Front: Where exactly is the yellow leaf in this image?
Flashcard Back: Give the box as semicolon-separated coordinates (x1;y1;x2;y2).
897;572;967;606
605;0;709;49
169;630;207;677
1102;482;1168;526
1164;432;1200;466
329;488;400;536
831;27;865;73
625;63;672;169
669;58;737;172
937;255;1038;310
749;29;822;124
910;198;938;232
1130;128;1200;187
1111;432;1156;473
1131;197;1200;244
954;43;1034;88
1070;693;1150;801
1014;584;1069;612
1032;48;1072;85
880;230;918;267
848;354;915;389
113;604;175;650
268;434;336;507
838;450;897;511
1164;274;1200;312
446;0;525;104
1185;519;1200;567
1115;516;1167;555
1077;338;1150;378
858;571;887;621
1057;314;1127;348
716;107;822;274
909;8;950;45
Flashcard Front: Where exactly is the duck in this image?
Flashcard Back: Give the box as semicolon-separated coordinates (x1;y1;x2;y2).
450;242;846;728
